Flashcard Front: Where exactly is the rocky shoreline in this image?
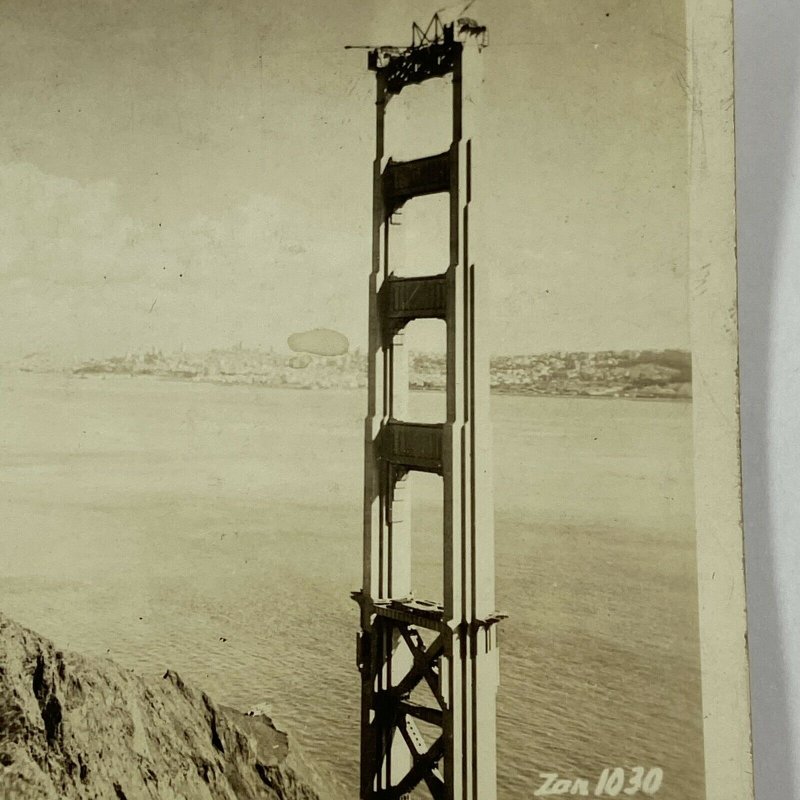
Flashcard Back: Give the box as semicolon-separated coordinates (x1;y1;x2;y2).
0;614;331;800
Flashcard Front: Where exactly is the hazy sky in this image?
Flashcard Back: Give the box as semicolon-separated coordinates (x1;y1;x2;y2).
0;0;689;359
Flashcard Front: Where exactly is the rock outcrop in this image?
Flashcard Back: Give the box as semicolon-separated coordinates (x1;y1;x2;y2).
0;614;330;800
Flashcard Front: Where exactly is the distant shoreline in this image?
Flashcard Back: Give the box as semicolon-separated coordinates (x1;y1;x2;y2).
15;367;693;402
9;346;693;401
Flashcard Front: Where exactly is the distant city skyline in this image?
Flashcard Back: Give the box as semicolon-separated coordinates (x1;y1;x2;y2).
41;344;691;401
5;340;692;367
0;0;689;360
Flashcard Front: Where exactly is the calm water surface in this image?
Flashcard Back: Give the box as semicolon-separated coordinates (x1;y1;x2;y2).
0;372;703;799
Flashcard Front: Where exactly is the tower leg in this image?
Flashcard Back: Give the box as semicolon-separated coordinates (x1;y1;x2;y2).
358;22;500;800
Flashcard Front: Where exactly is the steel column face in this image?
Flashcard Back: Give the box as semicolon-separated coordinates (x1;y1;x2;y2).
355;19;502;800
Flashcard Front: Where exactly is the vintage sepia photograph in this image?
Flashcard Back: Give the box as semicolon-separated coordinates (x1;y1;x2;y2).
0;2;750;799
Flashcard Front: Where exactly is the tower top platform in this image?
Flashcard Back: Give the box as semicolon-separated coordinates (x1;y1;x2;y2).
366;14;487;95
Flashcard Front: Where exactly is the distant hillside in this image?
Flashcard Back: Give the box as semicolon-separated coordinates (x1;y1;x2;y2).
491;349;691;399
17;347;692;399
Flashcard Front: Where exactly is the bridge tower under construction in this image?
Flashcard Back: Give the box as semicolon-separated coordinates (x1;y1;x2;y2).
352;16;503;800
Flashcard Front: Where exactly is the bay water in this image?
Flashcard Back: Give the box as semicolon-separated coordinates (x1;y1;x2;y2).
0;372;703;798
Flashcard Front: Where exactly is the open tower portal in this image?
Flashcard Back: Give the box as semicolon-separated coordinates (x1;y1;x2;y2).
352;17;503;800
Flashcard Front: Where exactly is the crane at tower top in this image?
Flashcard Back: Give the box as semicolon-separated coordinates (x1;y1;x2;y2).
344;8;487;60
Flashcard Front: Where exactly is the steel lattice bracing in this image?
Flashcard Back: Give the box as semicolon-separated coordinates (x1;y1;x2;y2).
353;18;503;800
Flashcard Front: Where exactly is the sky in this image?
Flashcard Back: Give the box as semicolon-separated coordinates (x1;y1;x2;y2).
0;0;689;360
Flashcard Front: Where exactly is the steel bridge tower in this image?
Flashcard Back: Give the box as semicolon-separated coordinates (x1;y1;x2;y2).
352;16;503;800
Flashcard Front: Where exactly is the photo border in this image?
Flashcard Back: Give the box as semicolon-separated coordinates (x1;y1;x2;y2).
688;0;754;796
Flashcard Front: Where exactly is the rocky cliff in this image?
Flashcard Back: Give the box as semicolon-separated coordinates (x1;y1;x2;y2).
0;614;331;800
